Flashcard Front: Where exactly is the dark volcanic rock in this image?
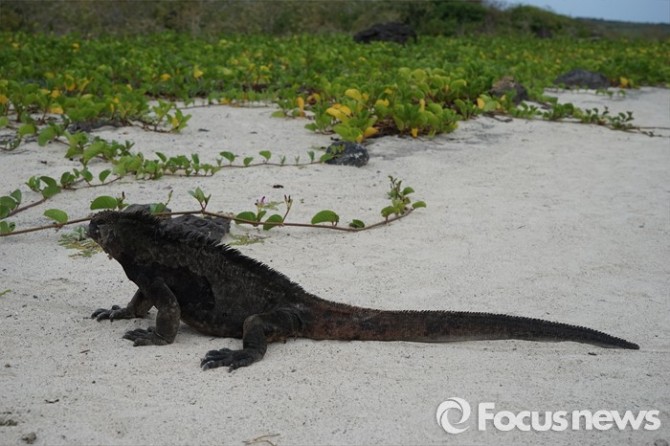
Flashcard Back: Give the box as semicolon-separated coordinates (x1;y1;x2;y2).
354;22;417;44
324;142;369;167
490;76;529;105
554;69;611;89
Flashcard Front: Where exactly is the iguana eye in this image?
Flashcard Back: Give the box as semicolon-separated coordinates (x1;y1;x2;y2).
88;222;100;240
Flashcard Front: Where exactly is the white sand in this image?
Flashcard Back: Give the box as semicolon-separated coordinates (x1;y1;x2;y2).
1;88;668;445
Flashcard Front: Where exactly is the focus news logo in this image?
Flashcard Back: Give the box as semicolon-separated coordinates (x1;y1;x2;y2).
436;397;661;434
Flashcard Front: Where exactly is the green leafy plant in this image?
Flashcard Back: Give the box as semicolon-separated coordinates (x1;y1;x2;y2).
1;175;426;239
235;195;292;231
382;176;426;219
58;227;102;257
1;31;667;239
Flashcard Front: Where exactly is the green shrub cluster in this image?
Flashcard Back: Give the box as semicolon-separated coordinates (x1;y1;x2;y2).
2;1;668;39
1;32;668;144
0;30;668;235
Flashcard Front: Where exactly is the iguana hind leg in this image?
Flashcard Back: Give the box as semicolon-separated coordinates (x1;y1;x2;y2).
201;308;303;372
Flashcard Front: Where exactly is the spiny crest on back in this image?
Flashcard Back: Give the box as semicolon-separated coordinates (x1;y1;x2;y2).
94;209;302;292
92;208;162;229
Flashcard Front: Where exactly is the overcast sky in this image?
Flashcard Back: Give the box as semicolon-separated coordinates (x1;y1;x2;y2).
501;0;670;24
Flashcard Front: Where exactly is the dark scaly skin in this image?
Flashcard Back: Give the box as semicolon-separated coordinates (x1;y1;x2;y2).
88;210;639;372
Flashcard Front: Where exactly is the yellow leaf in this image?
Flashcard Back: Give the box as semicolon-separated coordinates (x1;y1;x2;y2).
77;78;91;93
297;96;305;111
0;94;9;105
476;97;485;109
419;98;425;112
170;116;179;128
410;127;419;138
49;105;64;114
193;65;204;79
337;104;352;115
326;104;352;122
50;89;61;99
363;126;378;138
375;99;389;107
160;73;171;81
345;88;363;102
71;42;80;51
619;76;630;88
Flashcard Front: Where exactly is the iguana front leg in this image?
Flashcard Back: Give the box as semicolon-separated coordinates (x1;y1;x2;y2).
201;307;303;371
121;277;181;346
91;289;153;321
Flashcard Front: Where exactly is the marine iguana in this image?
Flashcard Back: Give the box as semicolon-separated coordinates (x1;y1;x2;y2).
88;209;639;371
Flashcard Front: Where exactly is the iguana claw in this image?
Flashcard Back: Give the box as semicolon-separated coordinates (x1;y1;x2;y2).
200;348;261;372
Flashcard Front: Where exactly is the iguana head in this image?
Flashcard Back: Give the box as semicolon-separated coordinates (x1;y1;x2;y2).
88;210;158;259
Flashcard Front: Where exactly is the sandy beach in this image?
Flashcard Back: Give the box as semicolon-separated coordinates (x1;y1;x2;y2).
1;88;668;445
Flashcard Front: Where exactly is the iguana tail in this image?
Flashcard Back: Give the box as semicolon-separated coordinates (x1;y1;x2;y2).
302;302;639;349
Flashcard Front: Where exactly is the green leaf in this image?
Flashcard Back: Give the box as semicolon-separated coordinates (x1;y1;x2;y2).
319;153;334;163
235;211;258;224
9;189;21;204
39;176;58;188
259;150;271;162
37;126;57;146
412;201;427;209
44;209;68;224
311;210;340;225
0;196;18;210
99;170;111;183
0;220;16;234
0;116;9;128
148;203;168;214
60;171;76;187
41;185;61;199
90;196;119;210
26;176;41;192
349;219;365;229
263;213;284;231
18;123;37;137
80;169;93;182
271;110;286;118
188;187;211;208
243;156;254;167
401;187;415;196
333;123;362;142
381;205;396;218
220;151;237;164
82;140;107;164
